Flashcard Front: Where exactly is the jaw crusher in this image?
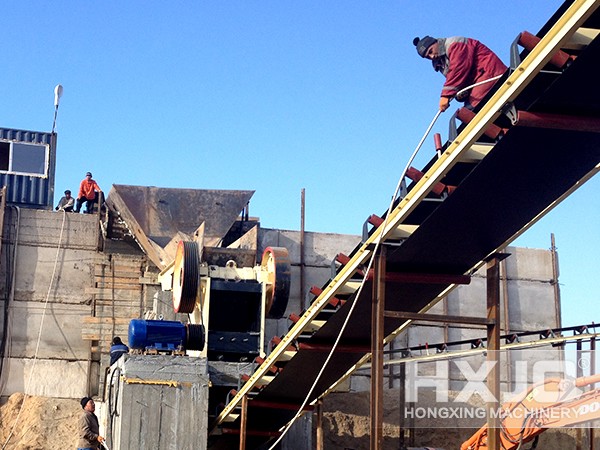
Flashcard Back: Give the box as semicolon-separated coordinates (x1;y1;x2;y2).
155;240;291;362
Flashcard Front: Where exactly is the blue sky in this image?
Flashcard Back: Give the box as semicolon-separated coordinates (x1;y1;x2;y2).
2;1;597;329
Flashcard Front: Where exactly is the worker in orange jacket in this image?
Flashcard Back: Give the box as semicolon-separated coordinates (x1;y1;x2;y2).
75;171;102;214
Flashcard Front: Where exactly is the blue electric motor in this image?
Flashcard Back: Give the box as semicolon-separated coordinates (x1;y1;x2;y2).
128;319;205;352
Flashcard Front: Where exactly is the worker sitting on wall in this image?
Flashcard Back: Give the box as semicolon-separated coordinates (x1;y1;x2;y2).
75;171;102;214
110;336;129;366
55;189;74;212
413;35;507;112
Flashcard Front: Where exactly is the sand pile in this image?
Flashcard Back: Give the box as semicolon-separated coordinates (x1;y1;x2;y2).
0;393;80;450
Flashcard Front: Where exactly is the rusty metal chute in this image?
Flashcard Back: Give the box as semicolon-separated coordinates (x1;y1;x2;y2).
105;184;254;269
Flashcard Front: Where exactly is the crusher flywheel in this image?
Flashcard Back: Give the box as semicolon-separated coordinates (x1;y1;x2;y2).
173;240;200;314
261;246;291;319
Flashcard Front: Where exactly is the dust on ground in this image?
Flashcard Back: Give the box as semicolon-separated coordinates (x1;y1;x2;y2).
0;393;80;450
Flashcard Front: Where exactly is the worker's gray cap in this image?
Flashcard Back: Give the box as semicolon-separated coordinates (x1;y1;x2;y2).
413;36;437;58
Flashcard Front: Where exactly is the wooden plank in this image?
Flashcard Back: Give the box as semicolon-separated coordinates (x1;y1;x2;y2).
86;326;130;334
82;317;132;325
95;305;142;314
94;258;146;267
94;300;141;308
139;276;159;285
82;333;101;340
94;268;141;276
94;267;143;276
82;322;130;330
95;282;143;290
86;288;142;299
95;272;141;280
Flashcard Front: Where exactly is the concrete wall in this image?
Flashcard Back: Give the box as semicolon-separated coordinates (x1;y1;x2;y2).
0;209;99;398
259;228;362;339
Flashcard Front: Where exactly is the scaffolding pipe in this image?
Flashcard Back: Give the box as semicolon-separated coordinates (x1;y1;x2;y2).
300;188;306;311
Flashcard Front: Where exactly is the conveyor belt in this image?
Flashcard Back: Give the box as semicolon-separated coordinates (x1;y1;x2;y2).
211;1;600;446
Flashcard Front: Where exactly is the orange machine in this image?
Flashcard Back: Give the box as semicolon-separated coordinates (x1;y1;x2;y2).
462;373;600;450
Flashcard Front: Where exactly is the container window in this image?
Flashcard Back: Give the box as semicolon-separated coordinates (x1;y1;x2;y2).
0;141;48;177
0;142;10;171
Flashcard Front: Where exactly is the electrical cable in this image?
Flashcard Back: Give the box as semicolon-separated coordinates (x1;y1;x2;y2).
455;75;504;100
108;367;121;447
1;209;68;450
265;75;505;449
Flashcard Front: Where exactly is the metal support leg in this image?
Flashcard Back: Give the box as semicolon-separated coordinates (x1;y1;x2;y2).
486;254;504;450
370;246;386;450
240;395;247;450
316;398;324;450
591;338;596;450
577;340;583;450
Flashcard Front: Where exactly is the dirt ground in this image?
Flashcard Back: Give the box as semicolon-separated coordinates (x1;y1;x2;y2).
0;393;80;450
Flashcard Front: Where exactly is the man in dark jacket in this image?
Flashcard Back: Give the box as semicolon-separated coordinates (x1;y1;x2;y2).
110;336;130;366
413;36;507;112
78;397;105;450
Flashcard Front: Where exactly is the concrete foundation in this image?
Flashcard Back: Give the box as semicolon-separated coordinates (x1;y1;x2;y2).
103;354;209;450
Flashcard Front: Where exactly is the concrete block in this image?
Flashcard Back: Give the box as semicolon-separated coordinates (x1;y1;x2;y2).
11;246;95;304
505;246;554;281
208;361;254;387
407;325;446;349
446;276;488;318
265;317;293;347
349;374;371;392
11;208;99;249
3;357;89;397
506;280;557;330
282;413;312;450
108;354;209;450
7;302;91;359
286;265;336;316
259;228;360;267
120;353;208;378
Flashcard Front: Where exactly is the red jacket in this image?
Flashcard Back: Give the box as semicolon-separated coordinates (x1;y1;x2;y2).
436;37;507;108
78;179;101;200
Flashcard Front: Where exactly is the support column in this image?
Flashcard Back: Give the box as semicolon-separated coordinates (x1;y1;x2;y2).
486;255;504;450
370;245;386;450
577;340;583;450
590;338;596;450
239;395;248;450
300;188;306;311
316;398;324;450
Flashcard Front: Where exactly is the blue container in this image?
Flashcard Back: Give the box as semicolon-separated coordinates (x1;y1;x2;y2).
128;319;187;351
0;127;56;209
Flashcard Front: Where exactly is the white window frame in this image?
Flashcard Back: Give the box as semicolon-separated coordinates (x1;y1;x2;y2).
0;139;49;178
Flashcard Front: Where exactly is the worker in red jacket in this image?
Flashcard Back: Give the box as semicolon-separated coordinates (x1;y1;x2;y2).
75;171;102;214
413;36;507;112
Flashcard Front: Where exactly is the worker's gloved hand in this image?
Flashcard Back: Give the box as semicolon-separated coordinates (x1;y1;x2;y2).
439;96;451;112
